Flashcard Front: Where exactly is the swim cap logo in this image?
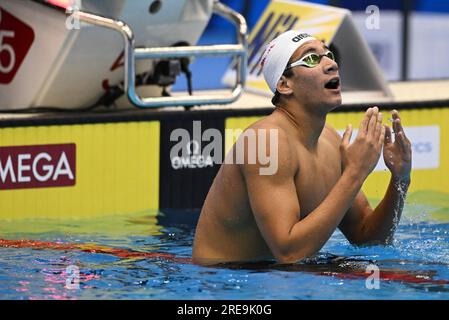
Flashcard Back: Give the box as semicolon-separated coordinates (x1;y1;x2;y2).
291;33;312;42
260;43;276;68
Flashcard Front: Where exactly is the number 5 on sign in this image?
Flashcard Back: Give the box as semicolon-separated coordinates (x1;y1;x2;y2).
0;7;34;84
0;31;15;74
0;10;16;74
0;11;16;73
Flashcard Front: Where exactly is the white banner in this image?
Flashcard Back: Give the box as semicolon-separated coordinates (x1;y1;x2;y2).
338;125;440;171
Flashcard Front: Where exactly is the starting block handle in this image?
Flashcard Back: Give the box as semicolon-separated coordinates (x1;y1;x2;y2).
67;0;248;108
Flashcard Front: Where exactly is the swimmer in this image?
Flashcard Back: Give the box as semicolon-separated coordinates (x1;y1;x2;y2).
192;30;412;265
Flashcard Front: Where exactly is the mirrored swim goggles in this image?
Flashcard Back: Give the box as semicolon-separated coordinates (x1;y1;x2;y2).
285;50;335;70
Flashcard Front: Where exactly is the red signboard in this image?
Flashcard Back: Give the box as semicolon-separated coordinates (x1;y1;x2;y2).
0;7;35;84
0;144;76;190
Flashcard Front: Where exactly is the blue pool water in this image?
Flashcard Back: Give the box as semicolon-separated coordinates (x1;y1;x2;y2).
1;207;449;300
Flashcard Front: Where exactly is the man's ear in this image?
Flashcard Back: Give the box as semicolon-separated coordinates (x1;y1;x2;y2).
276;75;293;96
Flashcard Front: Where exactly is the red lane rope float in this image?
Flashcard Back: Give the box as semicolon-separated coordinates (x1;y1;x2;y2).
0;238;191;263
2;238;449;285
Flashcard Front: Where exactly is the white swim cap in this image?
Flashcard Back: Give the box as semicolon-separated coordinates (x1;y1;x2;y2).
261;30;316;93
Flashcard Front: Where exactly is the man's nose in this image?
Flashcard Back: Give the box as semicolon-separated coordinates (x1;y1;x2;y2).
323;59;339;74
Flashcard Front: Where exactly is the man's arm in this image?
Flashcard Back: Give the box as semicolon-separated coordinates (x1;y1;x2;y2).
339;179;409;245
242;108;384;263
338;110;412;245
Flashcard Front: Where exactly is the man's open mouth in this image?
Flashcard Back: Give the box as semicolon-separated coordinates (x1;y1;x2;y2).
325;77;340;90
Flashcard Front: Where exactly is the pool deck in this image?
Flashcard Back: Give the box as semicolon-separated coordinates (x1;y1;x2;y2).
1;80;449;123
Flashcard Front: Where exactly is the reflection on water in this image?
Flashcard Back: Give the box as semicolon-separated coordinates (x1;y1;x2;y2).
0;208;449;299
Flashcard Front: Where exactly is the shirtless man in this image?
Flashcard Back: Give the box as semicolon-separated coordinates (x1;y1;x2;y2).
192;30;412;265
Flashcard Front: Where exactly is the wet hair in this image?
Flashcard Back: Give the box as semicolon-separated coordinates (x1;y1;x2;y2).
271;67;294;106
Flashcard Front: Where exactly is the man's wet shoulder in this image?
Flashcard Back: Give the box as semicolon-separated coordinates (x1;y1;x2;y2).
245;116;290;139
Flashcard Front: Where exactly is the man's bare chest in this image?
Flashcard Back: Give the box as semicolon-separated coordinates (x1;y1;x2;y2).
294;142;341;217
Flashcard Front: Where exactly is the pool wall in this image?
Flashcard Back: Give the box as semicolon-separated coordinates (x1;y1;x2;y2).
1;102;448;219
